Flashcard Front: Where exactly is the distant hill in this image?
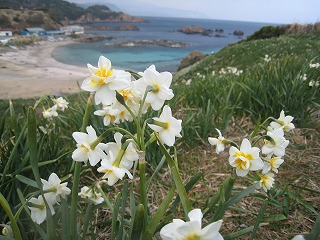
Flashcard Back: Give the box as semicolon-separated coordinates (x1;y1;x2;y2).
0;9;62;32
0;0;145;28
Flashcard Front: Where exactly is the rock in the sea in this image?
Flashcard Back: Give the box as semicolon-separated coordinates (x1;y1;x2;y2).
177;51;208;70
233;29;244;36
178;25;213;36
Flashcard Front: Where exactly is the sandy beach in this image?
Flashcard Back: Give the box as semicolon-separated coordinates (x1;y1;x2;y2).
0;40;88;99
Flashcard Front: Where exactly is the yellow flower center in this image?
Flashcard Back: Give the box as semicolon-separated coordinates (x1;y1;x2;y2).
183;233;201;240
234;152;253;160
81;144;89;152
118;89;131;102
151;83;160;93
96;68;114;78
234;152;253;170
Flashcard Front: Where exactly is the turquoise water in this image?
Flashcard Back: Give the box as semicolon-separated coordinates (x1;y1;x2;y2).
52;17;273;72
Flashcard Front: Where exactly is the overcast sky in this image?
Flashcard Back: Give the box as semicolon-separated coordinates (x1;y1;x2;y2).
69;0;320;24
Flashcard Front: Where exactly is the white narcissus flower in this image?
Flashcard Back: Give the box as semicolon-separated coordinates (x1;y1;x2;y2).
229;138;264;177
81;56;131;105
148;105;182;147
72;125;107;166
106;132;139;163
258;172;275;192
262;128;289;158
135;65;174;110
208;128;226;154
268;110;295;132
28;195;55;225
262;156;284;174
78;186;104;205
41;173;71;204
97;150;133;186
160;209;223;240
52;97;69;112
94;105;120;126
42;105;58;119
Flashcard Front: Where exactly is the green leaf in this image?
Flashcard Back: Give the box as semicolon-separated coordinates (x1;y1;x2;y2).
0;192;22;240
130;204;145;240
263;214;287;222
146;186;176;239
28;107;57;239
306;214;320;240
112;193;121;239
251;199;268;240
223;223;268;240
82;203;93;239
16;175;38;188
225;183;260;209
288;190;318;215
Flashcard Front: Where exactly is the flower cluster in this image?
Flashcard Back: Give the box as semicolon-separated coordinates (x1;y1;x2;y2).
219;67;243;76
42;97;69;119
208;110;295;192
309;62;320;68
28;173;70;224
82;57;175;126
72;56;182;187
263;54;272;62
78;186;104;205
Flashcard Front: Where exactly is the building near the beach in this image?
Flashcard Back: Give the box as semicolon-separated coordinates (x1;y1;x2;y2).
60;25;84;35
0;30;13;37
46;30;65;36
21;28;46;36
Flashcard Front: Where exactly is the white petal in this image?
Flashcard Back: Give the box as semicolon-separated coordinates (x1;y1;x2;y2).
160;130;175;146
95;85;116;105
72;132;89;144
250;158;264;171
240;138;251;152
98;56;111;70
200;219;223;239
176;221;201;236
236;168;249;177
188;209;203;228
72;147;88;162
81;77;99;92
86;126;97;141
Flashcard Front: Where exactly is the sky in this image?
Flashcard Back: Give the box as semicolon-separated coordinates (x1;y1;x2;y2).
69;0;320;24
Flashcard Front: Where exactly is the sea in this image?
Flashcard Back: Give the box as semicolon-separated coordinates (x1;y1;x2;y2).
52;16;275;72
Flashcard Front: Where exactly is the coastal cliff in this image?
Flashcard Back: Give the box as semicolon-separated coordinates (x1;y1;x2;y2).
0;1;145;30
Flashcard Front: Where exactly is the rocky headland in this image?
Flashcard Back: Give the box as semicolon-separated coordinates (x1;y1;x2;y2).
84;24;139;31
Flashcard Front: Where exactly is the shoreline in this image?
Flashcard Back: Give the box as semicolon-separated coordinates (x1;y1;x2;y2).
0;39;88;100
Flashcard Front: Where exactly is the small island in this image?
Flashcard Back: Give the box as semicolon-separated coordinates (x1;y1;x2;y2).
104;39;188;48
178;25;213;36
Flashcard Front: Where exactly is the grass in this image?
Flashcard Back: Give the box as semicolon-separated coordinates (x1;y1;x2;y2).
0;30;320;239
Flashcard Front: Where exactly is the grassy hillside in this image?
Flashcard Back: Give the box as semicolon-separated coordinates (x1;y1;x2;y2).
174;32;320;145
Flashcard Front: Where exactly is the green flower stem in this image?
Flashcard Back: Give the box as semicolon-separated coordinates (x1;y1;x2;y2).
70;93;93;240
154;133;191;218
138;151;148;237
136;86;154;149
96;185;113;212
